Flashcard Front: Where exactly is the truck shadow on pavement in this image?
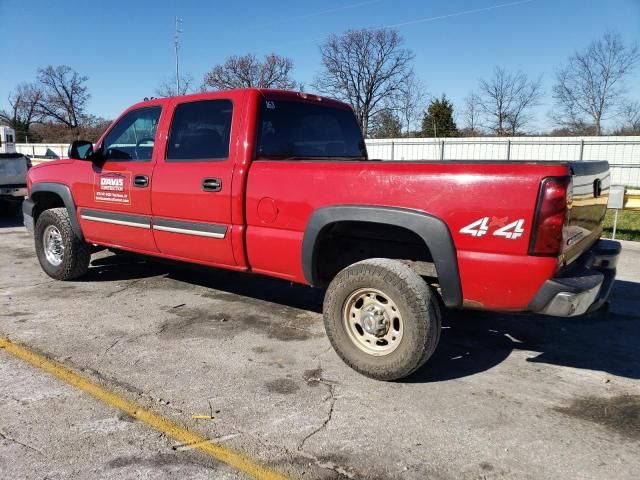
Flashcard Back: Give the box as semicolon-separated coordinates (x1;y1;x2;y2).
87;253;325;313
407;279;640;383
86;253;640;383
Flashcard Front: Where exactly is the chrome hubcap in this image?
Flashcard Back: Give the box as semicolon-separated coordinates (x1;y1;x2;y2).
343;288;403;356
43;225;64;266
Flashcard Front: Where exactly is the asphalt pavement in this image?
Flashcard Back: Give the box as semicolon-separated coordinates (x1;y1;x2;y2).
1;214;639;479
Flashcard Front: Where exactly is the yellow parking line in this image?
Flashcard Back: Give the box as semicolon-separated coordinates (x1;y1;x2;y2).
0;335;289;480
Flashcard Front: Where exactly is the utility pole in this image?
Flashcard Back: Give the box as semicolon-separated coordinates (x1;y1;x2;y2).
174;16;183;95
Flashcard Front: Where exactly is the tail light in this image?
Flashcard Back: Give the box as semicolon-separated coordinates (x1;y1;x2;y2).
529;177;571;256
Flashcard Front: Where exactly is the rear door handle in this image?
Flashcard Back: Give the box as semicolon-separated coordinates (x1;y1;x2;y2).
134;175;149;188
202;178;222;192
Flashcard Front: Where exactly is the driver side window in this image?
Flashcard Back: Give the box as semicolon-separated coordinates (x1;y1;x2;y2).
102;106;162;161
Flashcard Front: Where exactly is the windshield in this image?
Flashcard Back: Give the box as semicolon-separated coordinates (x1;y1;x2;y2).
256;99;366;159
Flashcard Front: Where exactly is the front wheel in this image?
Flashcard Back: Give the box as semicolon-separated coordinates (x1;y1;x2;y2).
323;258;441;381
34;208;91;280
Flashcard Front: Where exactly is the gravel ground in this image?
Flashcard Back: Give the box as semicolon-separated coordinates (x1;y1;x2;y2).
1;214;639;479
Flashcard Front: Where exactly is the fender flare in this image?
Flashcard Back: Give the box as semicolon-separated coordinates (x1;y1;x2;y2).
30;182;84;241
301;205;462;308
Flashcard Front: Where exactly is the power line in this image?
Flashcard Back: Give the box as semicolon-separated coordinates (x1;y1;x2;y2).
235;0;388;33
384;0;535;29
255;0;536;53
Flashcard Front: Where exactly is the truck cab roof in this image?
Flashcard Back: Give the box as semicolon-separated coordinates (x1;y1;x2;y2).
129;88;352;112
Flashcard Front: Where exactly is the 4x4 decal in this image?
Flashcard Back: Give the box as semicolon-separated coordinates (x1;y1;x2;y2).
459;217;525;240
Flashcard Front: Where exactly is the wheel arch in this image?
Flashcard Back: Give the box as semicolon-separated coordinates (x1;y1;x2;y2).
30;183;84;241
301;205;462;308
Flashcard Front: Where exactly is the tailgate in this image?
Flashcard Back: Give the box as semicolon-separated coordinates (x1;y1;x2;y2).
0;154;28;186
563;161;610;264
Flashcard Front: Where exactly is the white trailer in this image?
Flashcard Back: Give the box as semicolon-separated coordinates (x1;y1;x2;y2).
0;126;17;154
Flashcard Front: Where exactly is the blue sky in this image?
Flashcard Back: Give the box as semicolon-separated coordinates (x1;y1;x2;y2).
2;0;639;131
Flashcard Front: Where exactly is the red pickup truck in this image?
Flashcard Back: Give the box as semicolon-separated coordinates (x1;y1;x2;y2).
23;88;620;380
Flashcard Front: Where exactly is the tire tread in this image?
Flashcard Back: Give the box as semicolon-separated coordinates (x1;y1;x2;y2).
323;258;441;381
35;207;90;280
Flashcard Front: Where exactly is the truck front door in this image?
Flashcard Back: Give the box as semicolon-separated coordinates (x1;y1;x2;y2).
150;97;238;266
73;105;163;252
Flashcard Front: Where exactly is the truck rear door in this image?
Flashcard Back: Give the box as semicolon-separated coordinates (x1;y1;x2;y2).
150;94;240;267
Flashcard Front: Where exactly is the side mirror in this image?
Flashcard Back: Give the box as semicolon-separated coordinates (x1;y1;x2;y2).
68;140;94;160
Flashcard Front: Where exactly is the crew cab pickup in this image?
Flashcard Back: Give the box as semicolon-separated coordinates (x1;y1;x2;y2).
23;89;620;380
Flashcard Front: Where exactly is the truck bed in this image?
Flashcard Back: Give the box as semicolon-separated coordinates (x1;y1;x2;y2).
245;158;610;309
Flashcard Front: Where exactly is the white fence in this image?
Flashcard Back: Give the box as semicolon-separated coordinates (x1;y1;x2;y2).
368;136;640;187
16;135;640;187
16;143;69;159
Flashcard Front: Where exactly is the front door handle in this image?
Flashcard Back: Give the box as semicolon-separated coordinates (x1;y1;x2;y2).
133;175;149;188
202;178;222;192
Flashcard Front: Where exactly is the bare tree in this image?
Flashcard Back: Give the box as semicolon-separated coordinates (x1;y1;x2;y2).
32;116;112;143
155;74;195;97
0;82;43;142
369;108;403;139
397;73;427;136
615;100;640;135
203;53;297;90
477;66;543;135
36;65;90;128
461;91;482;135
552;32;640;135
313;28;414;136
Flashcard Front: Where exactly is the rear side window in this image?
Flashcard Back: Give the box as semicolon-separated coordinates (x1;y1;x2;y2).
256;100;366;159
166;100;233;162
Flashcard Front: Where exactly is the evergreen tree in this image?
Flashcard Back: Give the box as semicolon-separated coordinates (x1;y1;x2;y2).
421;95;458;137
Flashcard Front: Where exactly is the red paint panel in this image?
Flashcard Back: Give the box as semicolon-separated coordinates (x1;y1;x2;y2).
245;226;304;282
79;220;155;251
152;230;236;266
457;250;558;310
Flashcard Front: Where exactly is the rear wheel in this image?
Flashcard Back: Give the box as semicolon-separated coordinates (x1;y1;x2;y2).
35;208;90;280
323;258;441;381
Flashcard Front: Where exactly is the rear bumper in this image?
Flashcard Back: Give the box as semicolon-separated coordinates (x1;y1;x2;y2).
0;185;27;198
528;239;620;317
23;198;35;234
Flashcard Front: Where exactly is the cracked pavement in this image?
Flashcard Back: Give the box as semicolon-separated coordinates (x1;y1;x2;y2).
1;215;640;479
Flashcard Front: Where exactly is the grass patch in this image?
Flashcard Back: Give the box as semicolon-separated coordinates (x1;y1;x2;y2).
602;209;640;241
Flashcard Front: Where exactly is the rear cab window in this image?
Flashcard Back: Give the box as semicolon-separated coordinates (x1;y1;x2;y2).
166;99;233;162
256;98;366;160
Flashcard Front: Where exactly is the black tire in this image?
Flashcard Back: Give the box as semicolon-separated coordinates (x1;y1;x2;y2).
323;258;441;381
0;201;8;217
34;207;90;280
6;199;23;217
